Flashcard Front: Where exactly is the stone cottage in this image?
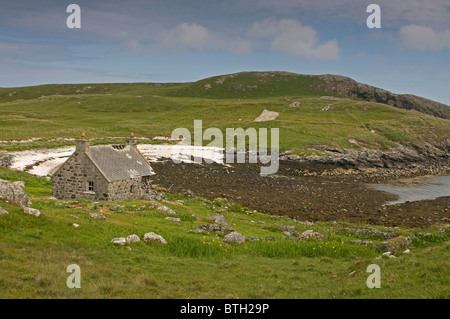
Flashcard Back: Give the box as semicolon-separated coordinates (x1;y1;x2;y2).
52;133;155;201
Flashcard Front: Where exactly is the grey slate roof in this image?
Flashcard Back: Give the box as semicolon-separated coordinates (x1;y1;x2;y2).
86;145;155;182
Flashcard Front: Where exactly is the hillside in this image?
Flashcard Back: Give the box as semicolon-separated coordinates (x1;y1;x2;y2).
169;71;450;119
0;72;449;155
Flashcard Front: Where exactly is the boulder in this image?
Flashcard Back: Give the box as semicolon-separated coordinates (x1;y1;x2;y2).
143;232;167;244
126;234;141;244
0;207;9;215
24;207;41;217
297;230;323;241
0;178;32;208
212;214;227;226
223;231;245;243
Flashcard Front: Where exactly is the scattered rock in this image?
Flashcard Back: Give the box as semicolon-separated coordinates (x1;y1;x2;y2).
297;230;323;241
0;178;32;208
157;205;176;215
335;227;398;239
89;213;106;220
223;231;246;243
349;239;377;249
0;207;9;215
111;237;126;245
143;232;167;244
379;235;415;252
289;101;301;108
24;207;41;217
165;217;181;222
281;225;296;236
247;236;259;241
73;223;80;228
403;249;410;254
126;234;140;244
320;96;340;101
212;214;227;226
191;224;228;233
321;104;334;111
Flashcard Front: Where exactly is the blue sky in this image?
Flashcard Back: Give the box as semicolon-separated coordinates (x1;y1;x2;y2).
1;0;450;105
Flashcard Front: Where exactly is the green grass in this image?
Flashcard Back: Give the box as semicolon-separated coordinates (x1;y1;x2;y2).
0;167;449;298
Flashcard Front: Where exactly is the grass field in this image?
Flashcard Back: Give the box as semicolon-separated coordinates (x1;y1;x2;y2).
0;166;449;298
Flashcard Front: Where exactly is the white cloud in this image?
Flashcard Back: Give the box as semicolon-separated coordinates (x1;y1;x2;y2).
399;25;450;51
161;23;211;51
248;19;339;59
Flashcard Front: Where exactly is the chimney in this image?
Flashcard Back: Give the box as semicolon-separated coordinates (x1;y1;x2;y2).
126;132;137;148
76;132;90;153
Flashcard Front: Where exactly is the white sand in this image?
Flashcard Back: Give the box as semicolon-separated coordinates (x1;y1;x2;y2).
9;144;225;177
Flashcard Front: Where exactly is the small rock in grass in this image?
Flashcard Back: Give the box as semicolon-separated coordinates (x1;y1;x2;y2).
223;231;245;243
73;223;80;228
143;232;167;244
0;207;9;215
111;237;126;245
24;207;41;217
157;205;176;215
126;234;140;244
165;217;181;222
89;213;106;220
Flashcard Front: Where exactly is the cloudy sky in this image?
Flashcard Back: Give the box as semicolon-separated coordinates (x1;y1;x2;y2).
1;0;450;104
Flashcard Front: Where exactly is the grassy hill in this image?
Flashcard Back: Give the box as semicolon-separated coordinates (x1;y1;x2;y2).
0;166;449;298
0;72;449;154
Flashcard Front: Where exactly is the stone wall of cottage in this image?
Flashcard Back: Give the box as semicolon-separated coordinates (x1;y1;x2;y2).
52;152;109;201
107;177;143;201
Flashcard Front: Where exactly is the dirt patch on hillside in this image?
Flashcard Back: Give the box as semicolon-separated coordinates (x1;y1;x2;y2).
150;160;450;228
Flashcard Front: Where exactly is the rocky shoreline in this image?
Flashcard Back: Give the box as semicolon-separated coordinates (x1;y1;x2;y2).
150;141;450;228
278;139;450;182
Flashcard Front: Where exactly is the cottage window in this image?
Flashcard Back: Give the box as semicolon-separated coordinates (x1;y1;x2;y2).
87;181;94;192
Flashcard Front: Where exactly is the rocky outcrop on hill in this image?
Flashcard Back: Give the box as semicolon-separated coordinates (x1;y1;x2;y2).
317;74;450;119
